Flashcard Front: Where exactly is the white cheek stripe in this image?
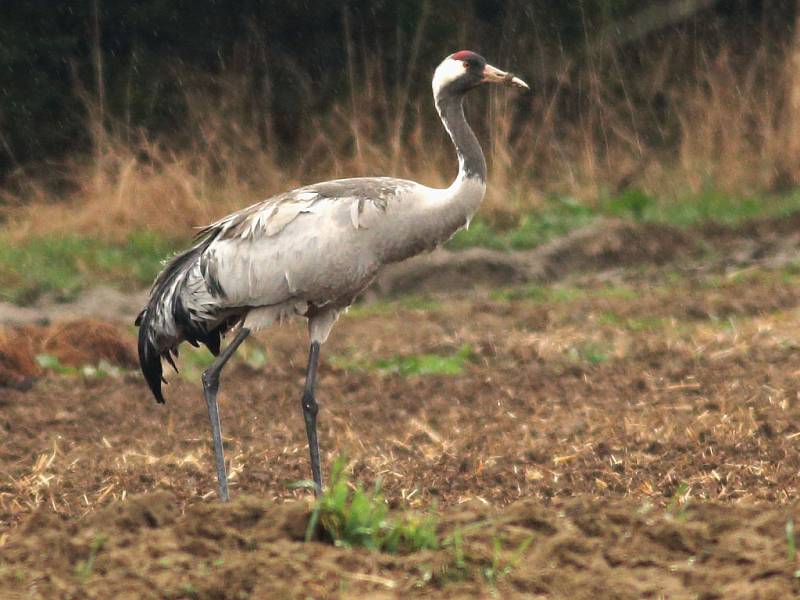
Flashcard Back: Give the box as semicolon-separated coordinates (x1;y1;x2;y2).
432;58;466;97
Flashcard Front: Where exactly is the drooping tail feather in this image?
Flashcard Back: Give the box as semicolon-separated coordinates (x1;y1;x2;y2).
136;307;167;404
135;237;224;404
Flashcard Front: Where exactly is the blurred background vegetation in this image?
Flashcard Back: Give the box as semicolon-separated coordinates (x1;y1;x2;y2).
3;0;800;301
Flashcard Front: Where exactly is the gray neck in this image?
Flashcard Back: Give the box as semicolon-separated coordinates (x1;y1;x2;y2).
435;94;486;183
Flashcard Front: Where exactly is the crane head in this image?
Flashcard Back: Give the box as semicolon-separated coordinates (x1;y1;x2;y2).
433;51;529;99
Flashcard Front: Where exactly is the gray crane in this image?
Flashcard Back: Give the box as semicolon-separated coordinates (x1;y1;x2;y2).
135;51;528;502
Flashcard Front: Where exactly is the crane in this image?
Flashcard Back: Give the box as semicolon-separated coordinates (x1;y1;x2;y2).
135;51;528;502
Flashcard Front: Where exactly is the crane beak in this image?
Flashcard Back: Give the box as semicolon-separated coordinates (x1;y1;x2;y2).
482;64;529;91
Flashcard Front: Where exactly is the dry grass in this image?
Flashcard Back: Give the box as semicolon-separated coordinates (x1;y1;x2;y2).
33;319;138;367
0;319;136;387
0;327;41;387
5;34;800;240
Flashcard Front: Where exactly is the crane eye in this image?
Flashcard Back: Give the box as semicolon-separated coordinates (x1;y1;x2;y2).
463;59;477;69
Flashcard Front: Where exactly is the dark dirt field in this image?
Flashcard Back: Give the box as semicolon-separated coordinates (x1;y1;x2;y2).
3;219;800;598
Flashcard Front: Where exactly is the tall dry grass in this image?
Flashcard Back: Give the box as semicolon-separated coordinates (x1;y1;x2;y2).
5;31;800;242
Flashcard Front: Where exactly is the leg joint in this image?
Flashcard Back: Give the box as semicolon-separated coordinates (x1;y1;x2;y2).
201;368;219;392
301;390;318;416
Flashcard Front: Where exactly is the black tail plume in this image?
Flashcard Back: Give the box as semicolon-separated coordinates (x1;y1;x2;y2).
135;239;215;404
137;308;166;404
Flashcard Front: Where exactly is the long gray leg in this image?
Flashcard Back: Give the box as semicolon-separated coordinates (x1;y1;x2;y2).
302;341;323;496
201;327;251;502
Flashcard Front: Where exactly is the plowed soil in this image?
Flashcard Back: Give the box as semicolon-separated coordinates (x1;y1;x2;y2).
3;222;800;598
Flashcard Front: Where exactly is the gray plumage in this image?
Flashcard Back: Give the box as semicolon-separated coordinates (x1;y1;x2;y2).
137;174;484;398
135;51;528;500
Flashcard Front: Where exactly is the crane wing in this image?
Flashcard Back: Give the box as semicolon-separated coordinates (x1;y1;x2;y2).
195;177;417;242
190;176;423;312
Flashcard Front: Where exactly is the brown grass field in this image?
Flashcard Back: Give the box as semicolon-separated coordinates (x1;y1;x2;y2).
8;25;800;244
1;218;800;598
8;8;800;598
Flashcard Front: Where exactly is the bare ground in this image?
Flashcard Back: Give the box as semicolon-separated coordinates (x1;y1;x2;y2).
2;218;800;598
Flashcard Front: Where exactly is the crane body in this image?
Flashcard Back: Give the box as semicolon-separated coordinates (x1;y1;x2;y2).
136;51;528;501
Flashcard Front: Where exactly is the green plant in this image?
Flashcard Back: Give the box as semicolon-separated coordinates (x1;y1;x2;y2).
667;482;691;521
0;232;179;305
786;517;800;580
375;344;474;376
175;346;216;381
301;457;438;554
566;342;609;365
438;525;534;588
603;189;655;221
482;533;535;589
491;283;587;304
74;533;108;583
8;189;800;307
241;346;268;369
35;355;123;379
447;220;508;251
447;196;598;252
36;354;74;375
330;345;475;377
451;526;467;578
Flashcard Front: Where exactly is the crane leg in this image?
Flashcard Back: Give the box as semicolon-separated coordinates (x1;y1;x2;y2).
201;327;251;502
301;341;323;496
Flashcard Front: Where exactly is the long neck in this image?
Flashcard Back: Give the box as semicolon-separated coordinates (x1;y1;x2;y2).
435;94;487;184
375;92;487;264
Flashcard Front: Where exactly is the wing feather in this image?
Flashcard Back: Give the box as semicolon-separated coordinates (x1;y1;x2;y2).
189;176;423;310
195;177;416;243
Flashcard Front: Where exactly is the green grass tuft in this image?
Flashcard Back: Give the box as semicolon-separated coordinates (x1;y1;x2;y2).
448;196;596;251
482;533;535;589
375;344;475;376
566;341;609;365
302;457;438;554
448;189;800;254
5;189;800;306
446;220;508;251
74;533;108;584
0;231;179;305
35;354;124;379
437;524;535;587
490;284;573;303
603;189;654;221
667;482;691;521
330;345;475;376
